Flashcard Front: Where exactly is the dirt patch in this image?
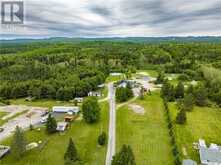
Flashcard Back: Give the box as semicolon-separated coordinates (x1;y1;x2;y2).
128;104;145;115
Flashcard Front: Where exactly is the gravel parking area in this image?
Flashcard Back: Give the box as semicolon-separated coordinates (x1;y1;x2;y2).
0;105;48;142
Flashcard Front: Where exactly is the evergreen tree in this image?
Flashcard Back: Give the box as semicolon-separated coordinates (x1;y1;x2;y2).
11;126;26;159
155;71;165;84
82;97;100;123
175;82;184;99
112;145;136;165
64;138;79;165
183;94;195;111
46;114;57;134
176;109;186;124
161;80;174;101
194;85;207;106
98;132;107;146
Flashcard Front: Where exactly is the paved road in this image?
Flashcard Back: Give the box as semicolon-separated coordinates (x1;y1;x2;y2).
105;83;116;165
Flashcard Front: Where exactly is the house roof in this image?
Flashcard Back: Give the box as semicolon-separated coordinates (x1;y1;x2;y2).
182;159;197;165
199;146;221;164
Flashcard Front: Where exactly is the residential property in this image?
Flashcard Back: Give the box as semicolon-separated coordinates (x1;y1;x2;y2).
198;139;221;165
182;159;197;165
74;97;83;103
98;84;105;88
0;145;10;159
56;122;68;132
88;91;102;97
110;72;123;76
52;106;80;114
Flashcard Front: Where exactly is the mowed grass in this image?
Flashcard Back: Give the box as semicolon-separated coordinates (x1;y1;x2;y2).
116;92;174;165
9;99;77;109
137;69;158;78
169;103;221;162
0;101;109;165
105;74;125;83
0;111;8;126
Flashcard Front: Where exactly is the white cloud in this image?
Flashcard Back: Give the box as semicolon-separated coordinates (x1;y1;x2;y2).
0;0;220;39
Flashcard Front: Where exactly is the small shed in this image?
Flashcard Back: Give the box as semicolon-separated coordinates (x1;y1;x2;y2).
56;122;68;132
64;115;76;122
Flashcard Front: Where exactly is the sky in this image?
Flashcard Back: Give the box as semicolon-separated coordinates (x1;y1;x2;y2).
0;0;221;39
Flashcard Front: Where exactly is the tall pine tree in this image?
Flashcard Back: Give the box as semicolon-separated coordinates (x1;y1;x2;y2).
112;145;136;165
46;114;57;134
11;126;27;159
64;138;79;165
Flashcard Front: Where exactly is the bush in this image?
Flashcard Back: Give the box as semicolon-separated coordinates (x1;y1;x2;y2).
98;132;107;146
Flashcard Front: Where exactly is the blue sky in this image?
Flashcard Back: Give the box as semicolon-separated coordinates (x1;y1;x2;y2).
0;0;221;39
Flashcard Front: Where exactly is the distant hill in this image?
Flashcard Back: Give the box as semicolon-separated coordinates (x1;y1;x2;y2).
1;36;221;44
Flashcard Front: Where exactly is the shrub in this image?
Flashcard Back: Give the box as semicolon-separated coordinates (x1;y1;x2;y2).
98;132;107;146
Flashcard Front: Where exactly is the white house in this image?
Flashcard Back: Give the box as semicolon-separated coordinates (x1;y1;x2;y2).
199;139;221;165
88;91;102;97
52;106;80;114
74;97;83;103
56;122;68;132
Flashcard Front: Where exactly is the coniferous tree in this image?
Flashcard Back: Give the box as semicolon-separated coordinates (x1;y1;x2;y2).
183;93;195;111
175;82;184;99
161;80;174;101
11;126;27;159
46;114;57;134
194;85;207;106
176;109;186;124
111;145;136;165
64;138;79;165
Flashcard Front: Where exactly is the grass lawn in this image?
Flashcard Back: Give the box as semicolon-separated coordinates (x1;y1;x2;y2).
116;92;174;165
0;101;109;165
137;69;158;78
105;74;125;83
169;103;221;162
0;112;8;126
9;99;77;109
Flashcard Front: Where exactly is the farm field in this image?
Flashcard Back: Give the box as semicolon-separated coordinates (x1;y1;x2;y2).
0;101;109;165
169;103;221;162
116;92;174;165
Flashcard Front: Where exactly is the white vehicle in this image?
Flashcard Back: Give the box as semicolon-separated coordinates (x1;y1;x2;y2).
40;115;49;123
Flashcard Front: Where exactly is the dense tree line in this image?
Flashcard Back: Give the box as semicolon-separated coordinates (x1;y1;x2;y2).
0;41;221;102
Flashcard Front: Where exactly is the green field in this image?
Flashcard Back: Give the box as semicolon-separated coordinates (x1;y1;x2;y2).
0;112;8;126
169;103;221;162
0;101;109;165
116;92;174;165
9;99;77;109
136;70;158;78
105;74;125;83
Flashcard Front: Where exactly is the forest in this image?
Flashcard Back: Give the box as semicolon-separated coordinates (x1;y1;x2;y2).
0;41;221;105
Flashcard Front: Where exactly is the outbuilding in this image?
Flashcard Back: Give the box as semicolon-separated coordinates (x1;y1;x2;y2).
56;122;68;132
52;106;80;115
